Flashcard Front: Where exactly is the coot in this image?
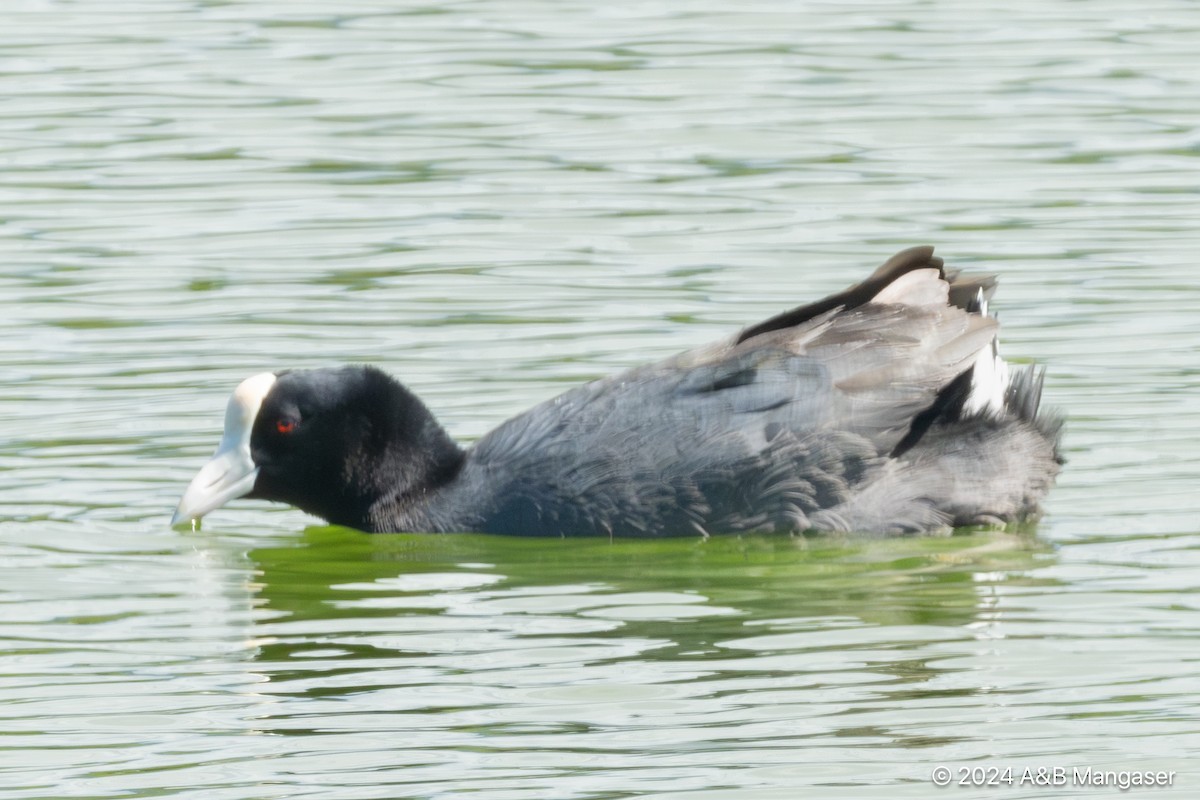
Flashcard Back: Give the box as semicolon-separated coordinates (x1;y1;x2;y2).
172;246;1061;536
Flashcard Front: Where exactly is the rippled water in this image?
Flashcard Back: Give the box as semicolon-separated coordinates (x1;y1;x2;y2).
3;1;1199;797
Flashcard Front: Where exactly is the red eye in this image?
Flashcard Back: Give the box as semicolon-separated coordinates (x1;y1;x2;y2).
276;419;297;434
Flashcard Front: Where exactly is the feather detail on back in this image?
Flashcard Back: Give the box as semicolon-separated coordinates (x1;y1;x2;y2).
436;247;1060;537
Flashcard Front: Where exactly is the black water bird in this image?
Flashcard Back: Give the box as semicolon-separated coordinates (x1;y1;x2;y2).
172;247;1061;536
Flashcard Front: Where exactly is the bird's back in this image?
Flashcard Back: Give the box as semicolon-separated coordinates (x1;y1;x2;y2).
416;247;1061;536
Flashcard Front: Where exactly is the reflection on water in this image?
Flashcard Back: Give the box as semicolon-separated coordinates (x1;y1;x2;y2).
239;529;1059;790
2;0;1200;797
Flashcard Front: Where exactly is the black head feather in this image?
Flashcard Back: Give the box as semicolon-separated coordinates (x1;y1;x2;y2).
246;366;464;529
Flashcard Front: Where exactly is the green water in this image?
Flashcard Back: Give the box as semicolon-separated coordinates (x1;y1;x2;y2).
3;0;1200;797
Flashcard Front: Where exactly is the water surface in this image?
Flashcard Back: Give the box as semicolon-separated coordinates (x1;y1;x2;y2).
2;1;1199;797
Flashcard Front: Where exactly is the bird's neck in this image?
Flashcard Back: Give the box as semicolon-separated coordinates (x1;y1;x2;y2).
354;414;466;533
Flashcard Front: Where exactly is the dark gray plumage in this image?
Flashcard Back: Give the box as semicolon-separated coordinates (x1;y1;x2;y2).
172;246;1062;536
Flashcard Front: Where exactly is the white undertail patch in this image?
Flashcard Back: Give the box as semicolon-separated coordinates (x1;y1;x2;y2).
962;288;1011;416
875;273;1014;417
